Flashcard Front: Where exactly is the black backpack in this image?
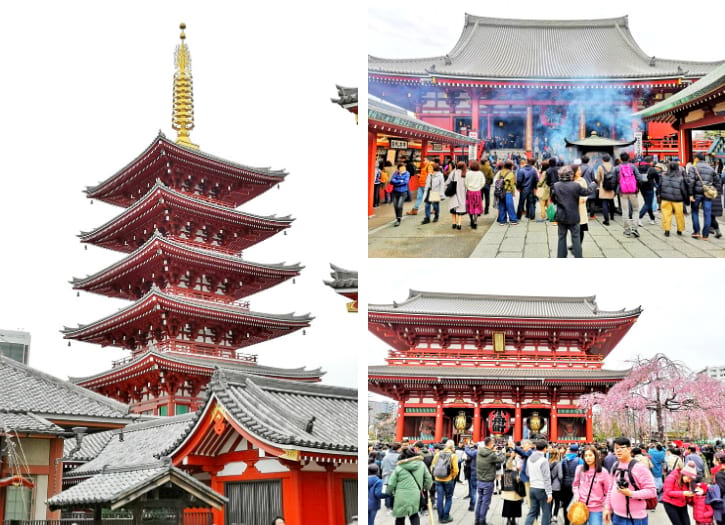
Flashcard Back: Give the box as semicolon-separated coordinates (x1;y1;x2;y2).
433;451;452;478
561;457;579;489
602;166;618;191
494;176;506;200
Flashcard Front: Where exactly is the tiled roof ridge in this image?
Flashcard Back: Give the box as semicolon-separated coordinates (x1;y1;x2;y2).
114;412;197;433
410;289;598;303
69;349;323;384
86;132;288;195
0;355;130;418
72;231;303;286
214;368;357;400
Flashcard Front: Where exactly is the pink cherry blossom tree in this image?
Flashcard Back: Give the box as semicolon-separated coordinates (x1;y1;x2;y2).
579;354;725;442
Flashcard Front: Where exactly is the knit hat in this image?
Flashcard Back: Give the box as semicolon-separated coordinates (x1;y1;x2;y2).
681;461;698;479
569;444;579;453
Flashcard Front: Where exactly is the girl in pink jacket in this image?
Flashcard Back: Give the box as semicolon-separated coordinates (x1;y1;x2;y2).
571;446;611;525
692;482;714;525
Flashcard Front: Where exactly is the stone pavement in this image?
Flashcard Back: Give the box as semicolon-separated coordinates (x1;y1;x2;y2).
373;480;674;525
369;198;725;258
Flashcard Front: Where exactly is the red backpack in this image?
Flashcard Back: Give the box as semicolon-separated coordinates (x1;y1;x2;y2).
619;163;637;194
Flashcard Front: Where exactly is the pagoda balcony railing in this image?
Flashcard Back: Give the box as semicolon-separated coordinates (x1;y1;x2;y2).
165;286;248;308
112;340;258;367
387;349;603;367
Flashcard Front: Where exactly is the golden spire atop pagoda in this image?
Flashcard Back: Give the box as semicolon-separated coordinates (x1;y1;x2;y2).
172;22;199;149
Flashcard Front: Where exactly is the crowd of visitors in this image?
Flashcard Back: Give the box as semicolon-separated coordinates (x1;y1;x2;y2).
374;152;724;256
369;437;725;525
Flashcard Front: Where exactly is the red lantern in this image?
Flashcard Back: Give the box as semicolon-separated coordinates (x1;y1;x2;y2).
488;409;510;435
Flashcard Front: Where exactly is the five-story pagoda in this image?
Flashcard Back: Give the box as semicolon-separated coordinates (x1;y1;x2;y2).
64;24;315;416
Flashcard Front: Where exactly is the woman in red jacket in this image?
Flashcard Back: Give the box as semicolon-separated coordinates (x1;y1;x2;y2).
662;460;698;525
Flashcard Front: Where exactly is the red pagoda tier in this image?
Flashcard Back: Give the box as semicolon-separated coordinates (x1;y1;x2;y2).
66;25;315;416
85;132;287;209
71;231;302;302
369;291;642;444
79;181;293;254
69;349;323;414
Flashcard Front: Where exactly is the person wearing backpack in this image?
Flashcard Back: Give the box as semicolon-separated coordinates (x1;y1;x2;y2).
558;444;583;525
496;160;519;225
596;154;617;225
658;161;689;237
570;446;611;525
687;152;720;240
638;156;660;225
615;152;641;236
431;440;459;523
604;437;657;525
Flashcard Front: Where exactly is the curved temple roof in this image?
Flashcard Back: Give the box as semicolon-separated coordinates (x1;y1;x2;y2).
369;290;642;320
72;231;302;300
86;133;288;208
369;15;723;81
62;287;312;349
0;355;130;429
71;348;324;387
207;369;357;454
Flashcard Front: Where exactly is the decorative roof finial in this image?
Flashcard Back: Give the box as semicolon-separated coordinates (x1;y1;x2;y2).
172;22;199;150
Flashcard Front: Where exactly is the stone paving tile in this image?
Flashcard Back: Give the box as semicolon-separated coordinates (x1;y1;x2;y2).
368;197;725;258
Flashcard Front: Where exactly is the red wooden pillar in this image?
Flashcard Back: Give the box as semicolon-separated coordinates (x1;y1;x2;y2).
207;467;224;525
473;407;481;442
578;106;586;140
48;438;64;519
471;89;480;137
487;114;493;140
325;464;337;525
421;139;429;162
550;407;558;443
525;105;533;156
368;131;378;217
395;403;405;442
586;408;594;443
434;403;444;442
632;97;641;134
514;405;523;442
679;128;692;164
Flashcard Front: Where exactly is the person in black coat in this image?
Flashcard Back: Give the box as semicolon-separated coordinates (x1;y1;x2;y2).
551;165;597;258
657;161;690;237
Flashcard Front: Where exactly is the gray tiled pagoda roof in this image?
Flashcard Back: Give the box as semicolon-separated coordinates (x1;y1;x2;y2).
47;463;226;511
209;369;357;454
370;96;478;145
331;85;358;107
0;412;63;434
636;61;725;120
369;15;723;81
70;348;324;385
0;356;130;430
323;263;358;290
369;290;641;319
368;365;629;382
68;413;198;477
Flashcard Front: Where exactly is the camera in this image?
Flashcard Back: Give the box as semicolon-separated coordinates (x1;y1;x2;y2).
616;473;629;489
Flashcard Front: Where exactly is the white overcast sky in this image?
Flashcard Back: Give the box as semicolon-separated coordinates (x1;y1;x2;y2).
370;1;724;61
0;3;366;389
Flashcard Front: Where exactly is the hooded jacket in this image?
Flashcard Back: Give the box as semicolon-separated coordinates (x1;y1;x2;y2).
368;474;384;512
386;456;433;518
526;450;553;497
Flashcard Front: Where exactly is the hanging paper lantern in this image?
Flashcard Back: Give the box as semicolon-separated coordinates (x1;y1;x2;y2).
488;409;510;435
